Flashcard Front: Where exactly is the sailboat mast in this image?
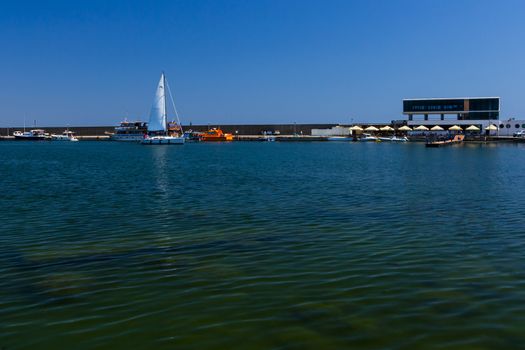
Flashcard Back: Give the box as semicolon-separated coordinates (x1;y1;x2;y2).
165;77;184;135
163;73;168;135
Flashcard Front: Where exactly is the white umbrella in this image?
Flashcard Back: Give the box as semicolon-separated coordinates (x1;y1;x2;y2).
398;125;412;131
448;125;462;131
485;124;498;131
465;125;480;131
431;125;444;131
380;126;394;131
414;125;429;131
349;126;363;131
364;126;379;132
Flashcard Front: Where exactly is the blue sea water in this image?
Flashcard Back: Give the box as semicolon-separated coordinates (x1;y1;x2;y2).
1;141;525;349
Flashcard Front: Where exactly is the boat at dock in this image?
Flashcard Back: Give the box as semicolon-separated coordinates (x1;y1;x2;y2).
360;133;380;142
51;130;79;141
183;130;202;142
109;121;148;141
141;73;184;145
259;135;276;142
201;128;233;141
258;131;276;142
378;136;409;142
426;134;465;147
13;129;49;141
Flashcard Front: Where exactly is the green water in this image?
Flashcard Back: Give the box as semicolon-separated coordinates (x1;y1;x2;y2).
1;141;524;349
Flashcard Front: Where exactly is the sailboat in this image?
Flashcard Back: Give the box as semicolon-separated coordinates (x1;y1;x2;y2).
141;73;185;145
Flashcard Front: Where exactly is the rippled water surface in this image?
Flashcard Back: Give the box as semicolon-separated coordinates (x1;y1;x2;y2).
1;141;525;349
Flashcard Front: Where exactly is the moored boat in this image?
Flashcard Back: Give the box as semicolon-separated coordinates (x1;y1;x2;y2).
51;130;79;141
109;121;148;141
391;136;409;142
360;133;380;142
183;130;202;142
141;73;185;145
258;131;276;142
425;134;464;147
201;128;233;141
13;129;49;141
378;136;409;142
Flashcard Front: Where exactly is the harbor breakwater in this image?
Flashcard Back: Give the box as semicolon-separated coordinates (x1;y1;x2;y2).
1;124;523;143
0;124;338;137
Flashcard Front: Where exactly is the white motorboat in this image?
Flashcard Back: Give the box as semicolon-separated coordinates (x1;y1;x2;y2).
141;73;185;145
259;135;276;142
390;136;409;142
360;133;379;142
378;136;409;142
51;130;79;142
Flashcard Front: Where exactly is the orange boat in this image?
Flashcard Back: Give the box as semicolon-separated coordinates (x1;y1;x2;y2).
201;128;234;141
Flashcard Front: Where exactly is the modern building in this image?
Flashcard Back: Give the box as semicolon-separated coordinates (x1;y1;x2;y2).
402;97;525;136
403;97;499;124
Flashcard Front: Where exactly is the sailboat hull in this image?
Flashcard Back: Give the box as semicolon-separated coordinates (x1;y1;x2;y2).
141;136;185;145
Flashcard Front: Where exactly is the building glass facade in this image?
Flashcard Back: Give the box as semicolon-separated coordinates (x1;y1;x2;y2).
403;97;499;121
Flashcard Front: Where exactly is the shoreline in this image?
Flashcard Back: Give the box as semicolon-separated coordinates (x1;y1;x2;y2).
2;135;524;143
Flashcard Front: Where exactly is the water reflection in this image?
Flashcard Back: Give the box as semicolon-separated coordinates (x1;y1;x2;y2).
150;146;170;198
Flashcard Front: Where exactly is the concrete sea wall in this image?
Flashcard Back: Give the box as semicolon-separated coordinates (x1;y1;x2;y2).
0;124;339;137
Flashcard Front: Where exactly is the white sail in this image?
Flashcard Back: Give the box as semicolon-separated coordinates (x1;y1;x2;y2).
147;73;167;132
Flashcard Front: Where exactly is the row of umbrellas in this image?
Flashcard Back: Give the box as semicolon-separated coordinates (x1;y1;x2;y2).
350;124;498;132
349;125;394;132
409;124;498;132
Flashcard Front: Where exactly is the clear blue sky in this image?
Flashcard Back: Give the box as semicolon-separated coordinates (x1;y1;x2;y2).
1;0;524;126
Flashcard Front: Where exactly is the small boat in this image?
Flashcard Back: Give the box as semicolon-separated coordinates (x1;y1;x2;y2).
258;131;276;141
378;136;409;142
51;130;79;142
327;136;353;141
201;128;233;141
391;136;409;142
360;133;379;142
426;134;464;147
141;73;185;145
259;135;276;142
109;121;148;141
13;129;49;141
183;130;202;142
